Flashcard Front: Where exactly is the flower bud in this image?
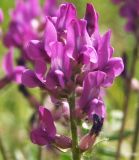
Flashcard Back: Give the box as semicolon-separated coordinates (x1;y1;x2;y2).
79;134;96;152
131;78;139;92
75;86;83;96
0;9;3;23
54;134;72;149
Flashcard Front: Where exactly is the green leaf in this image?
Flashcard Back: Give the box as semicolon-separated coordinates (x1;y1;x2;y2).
97;147;116;157
60;153;71;160
107;130;133;141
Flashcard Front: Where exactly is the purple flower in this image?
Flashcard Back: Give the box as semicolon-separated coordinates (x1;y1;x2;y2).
22;60;47;88
11;0;40;23
112;0;139;33
31;106;56;146
19;1;124;151
56;3;77;31
44;0;57;16
27;40;50;62
85;30;124;87
66;19;97;64
46;41;71;90
44;17;58;57
22;41;72;97
3;0;41;49
44;3;77;57
0;9;3;23
84;3;98;36
2;48;25;84
78;71;106;118
31;106;72;148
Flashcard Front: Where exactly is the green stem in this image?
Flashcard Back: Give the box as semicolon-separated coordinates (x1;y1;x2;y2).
38;147;42;160
68;93;80;160
130;95;139;160
116;44;138;160
0;137;8;160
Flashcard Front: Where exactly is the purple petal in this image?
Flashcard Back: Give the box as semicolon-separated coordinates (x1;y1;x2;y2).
98;30;111;69
66;19;92;62
55;70;65;88
22;70;43;88
39;107;56;138
34;60;47;79
106;57;124;77
44;0;57;16
0;8;3;23
27;40;46;60
44;17;57;57
57;3;77;31
45;68;58;90
2;48;14;76
79;71;106;109
13;66;25;83
30;127;49;146
12;0;40;22
50;41;71;80
84;3;98;36
89;98;106;118
81;46;98;64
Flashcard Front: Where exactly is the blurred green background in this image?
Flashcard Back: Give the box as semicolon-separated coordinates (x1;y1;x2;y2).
0;0;138;160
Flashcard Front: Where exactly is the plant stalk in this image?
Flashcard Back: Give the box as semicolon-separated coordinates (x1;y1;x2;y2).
0;137;8;160
68;93;80;160
130;96;139;160
116;44;138;160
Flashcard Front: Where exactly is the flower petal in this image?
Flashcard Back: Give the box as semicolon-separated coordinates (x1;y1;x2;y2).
13;66;25;83
39;107;56;138
107;57;124;77
98;30;111;69
22;70;43;88
2;48;14;76
79;71;106;109
44;17;57;57
30;127;49;146
84;3;98;36
0;8;3;23
34;60;47;80
56;3;76;30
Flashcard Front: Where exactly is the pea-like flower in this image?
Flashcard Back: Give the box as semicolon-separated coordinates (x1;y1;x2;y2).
31;106;72;148
112;0;139;34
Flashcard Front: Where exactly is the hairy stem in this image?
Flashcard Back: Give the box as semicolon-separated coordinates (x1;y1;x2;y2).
68;93;80;160
130;96;139;160
116;44;138;160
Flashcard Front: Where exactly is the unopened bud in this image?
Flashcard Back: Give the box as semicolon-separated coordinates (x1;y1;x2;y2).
131;78;139;92
79;134;96;152
0;9;3;24
54;134;72;149
75;86;83;96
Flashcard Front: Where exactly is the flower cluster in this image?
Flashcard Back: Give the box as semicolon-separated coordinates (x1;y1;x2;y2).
20;1;124;149
1;0;57;86
112;0;139;34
